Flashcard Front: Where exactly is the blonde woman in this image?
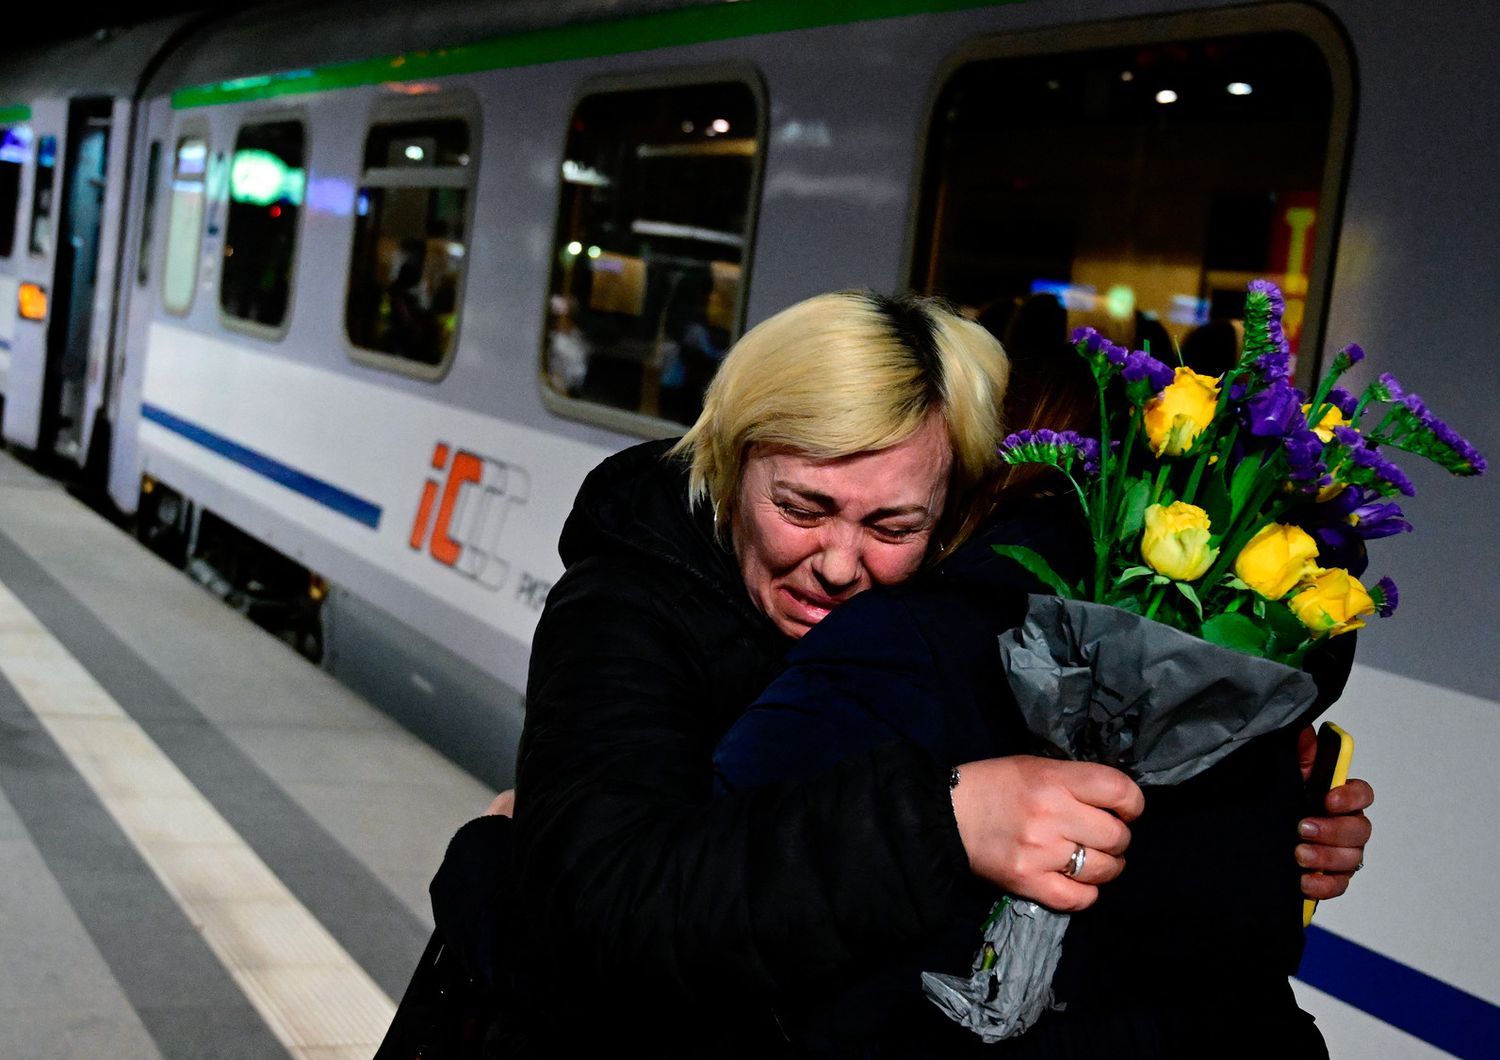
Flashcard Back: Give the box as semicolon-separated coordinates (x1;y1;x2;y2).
408;291;1368;1058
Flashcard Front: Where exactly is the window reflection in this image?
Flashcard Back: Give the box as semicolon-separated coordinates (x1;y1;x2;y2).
916;32;1335;369
345;119;469;367
544;81;759;426
221;121;305;329
0;125;29;257
162;136;206;314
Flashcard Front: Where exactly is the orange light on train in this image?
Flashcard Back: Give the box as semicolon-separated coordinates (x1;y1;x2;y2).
18;282;47;321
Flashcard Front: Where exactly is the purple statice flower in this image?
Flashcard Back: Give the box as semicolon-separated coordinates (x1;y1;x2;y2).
1255;349;1292;382
1122;349;1175;392
1071;327;1128;367
1372;576;1399;618
1332;344;1365;373
1327;386;1359;416
1374;372;1405;402
1243;382;1306;438
1246;279;1285;315
1239;280;1291;377
999;429;1105;477
1071;326;1102;351
1283;428;1326;483
1349;445;1417;496
1331;425;1363;448
1387;392;1489;476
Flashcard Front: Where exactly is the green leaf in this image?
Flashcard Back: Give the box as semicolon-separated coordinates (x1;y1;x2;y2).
1174;581;1204;622
1252;595;1267;619
1115;479;1152;545
1200;612;1270;656
1115;565;1155;585
1228;453;1264;516
1198;465;1233;530
989;545;1076;598
1263;598;1310;654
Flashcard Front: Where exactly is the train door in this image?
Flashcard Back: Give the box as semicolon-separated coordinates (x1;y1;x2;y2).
40;98;113;463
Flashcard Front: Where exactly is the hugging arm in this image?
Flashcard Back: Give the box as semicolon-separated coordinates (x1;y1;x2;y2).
511;561;968;1002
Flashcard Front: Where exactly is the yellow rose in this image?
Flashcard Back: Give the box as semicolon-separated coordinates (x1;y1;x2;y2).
1304;402;1351;443
1288;568;1375;637
1144;367;1221;456
1234;523;1320;600
1141;502;1218;581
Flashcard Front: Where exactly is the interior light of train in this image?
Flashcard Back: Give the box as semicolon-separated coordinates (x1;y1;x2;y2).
1029;279;1098;312
177;140;207;174
1120;70;1135;82
1168;294;1212;327
587;245;602;259
1155;89;1178;104
711;118;731;134
1105;284;1136;320
18;282;46;320
561;159;610;186
682;121;695;133
229;148;304;206
1227;82;1253;95
565;240;583;256
404;144;425;161
0;125;31;164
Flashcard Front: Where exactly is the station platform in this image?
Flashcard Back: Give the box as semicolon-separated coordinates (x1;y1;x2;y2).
0;448;493;1059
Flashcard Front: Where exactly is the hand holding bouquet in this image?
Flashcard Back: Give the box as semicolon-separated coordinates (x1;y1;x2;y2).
923;281;1485;1041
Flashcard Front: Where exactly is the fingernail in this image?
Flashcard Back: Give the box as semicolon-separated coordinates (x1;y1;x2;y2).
1298;820;1319;839
1295;845;1315;867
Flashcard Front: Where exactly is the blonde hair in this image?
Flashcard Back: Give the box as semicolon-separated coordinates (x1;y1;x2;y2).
672;290;1010;555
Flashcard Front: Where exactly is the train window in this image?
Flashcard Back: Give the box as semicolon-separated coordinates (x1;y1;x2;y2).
0;125;28;258
221;120;305;331
162;136;208;314
915;19;1349;385
542;78;762;430
28;135;56;258
137;140;162;287
345;118;471;369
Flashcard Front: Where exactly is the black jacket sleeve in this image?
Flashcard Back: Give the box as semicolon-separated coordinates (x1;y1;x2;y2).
510;557;971;1007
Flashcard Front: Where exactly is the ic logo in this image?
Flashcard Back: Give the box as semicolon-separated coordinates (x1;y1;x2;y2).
409;443;530;590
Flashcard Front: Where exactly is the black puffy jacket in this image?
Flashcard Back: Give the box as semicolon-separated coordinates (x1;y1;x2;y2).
510;440;972;1054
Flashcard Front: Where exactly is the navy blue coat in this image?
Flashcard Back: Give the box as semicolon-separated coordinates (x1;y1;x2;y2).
715;499;1351;1057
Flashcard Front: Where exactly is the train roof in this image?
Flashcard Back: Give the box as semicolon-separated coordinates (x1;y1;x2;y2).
145;0;730;102
0;16;195;107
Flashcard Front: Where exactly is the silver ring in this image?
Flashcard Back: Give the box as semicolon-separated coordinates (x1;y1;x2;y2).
1064;844;1087;878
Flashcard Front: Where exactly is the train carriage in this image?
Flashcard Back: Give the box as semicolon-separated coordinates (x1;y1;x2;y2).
0;1;1495;1054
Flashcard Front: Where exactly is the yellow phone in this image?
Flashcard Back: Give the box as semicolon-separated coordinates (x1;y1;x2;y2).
1302;721;1354;927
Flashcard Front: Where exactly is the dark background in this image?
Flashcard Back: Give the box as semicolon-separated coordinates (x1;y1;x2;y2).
2;3;270;53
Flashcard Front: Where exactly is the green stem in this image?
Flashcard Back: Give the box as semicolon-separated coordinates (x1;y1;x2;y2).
1144;584;1168;621
1150;463;1171;505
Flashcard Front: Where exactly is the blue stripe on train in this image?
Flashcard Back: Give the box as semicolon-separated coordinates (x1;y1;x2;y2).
1300;925;1500;1058
141;403;383;529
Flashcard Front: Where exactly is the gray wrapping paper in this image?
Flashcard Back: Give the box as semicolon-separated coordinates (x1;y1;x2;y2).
922;594;1320;1040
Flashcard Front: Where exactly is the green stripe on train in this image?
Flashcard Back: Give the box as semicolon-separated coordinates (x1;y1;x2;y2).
0;105;31;124
172;0;1019;109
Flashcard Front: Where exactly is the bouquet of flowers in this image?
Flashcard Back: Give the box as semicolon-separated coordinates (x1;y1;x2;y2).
922;280;1485;1041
